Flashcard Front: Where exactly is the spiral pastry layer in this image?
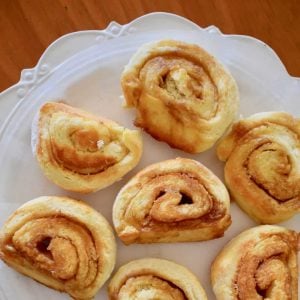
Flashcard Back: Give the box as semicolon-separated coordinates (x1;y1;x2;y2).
217;111;300;223
108;258;207;299
121;39;239;153
0;196;116;300
211;225;299;300
113;158;231;244
32;102;142;193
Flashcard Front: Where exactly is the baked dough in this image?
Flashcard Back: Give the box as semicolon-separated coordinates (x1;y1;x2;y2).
113;158;231;244
211;225;299;300
217;111;300;223
108;258;207;299
32;102;143;193
0;196;116;300
121;39;239;153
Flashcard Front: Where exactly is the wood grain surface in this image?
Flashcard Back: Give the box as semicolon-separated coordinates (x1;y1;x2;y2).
0;0;299;92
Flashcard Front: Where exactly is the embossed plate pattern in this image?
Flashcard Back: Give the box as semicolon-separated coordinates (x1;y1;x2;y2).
0;12;299;300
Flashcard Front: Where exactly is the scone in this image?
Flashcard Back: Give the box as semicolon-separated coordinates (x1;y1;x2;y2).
108;258;207;299
113;158;231;244
32;102;143;193
121;39;239;153
217;111;300;223
211;225;299;300
0;196;116;300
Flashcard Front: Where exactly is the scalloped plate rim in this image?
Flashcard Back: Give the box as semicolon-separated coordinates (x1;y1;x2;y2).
0;11;299;139
0;12;299;300
1;11;299;99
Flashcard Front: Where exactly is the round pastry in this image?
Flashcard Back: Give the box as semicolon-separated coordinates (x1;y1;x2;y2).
217;111;300;224
32;101;143;193
121;39;239;153
113;158;231;244
211;225;299;300
0;196;116;300
108;258;207;299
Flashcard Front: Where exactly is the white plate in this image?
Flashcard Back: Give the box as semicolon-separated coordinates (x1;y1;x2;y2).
0;12;299;300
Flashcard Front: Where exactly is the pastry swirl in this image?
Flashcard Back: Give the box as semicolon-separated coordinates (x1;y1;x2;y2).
211;225;299;300
0;196;116;300
217;111;300;223
108;258;207;299
32;102;142;193
113;158;231;244
121;39;239;153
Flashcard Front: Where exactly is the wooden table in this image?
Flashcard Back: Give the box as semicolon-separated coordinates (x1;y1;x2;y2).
0;0;299;92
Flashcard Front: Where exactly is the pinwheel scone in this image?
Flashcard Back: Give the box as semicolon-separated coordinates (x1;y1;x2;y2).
0;196;116;300
108;258;207;299
121;39;239;153
217;111;300;223
32;102;142;193
211;225;299;300
113;158;231;244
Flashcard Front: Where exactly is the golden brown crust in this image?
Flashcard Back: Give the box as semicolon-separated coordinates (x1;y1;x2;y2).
121;39;239;153
0;196;116;300
108;258;207;299
32;102;143;193
217;111;300;224
211;225;299;300
113;158;231;244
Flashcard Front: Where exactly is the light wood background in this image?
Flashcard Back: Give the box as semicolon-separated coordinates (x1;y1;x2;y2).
0;0;299;92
